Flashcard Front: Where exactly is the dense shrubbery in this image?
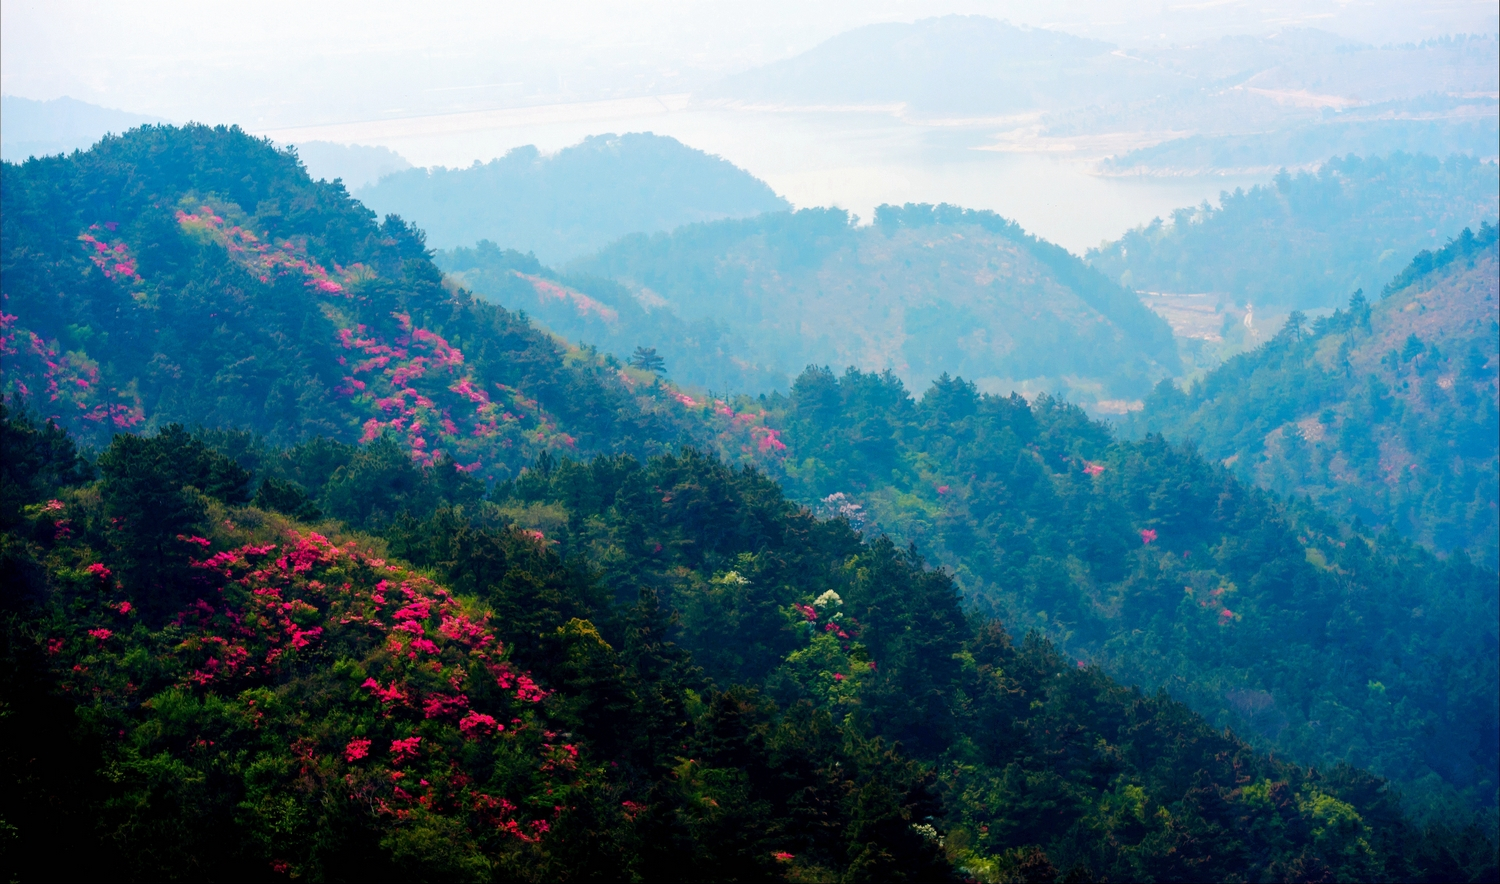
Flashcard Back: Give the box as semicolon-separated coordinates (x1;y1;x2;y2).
5;406;1496;881
4;124;1497;881
746;365;1498;825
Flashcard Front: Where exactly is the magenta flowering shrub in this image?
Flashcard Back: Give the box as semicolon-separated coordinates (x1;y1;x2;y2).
77;225;142;282
2;122;800;480
0;306;145;432
177;203;364;294
47;524;598;876
519;273;618;322
772;591;874;713
335;315;581;480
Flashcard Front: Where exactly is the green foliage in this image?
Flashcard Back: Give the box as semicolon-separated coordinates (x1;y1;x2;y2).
6;408;1494;881
746;364;1499;824
568;203;1179;400
0;401;93;532
1088;153;1499;308
1130;232;1499;569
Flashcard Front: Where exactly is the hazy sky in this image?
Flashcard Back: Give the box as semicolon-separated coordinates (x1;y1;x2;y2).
5;1;1494;251
5;1;1496;129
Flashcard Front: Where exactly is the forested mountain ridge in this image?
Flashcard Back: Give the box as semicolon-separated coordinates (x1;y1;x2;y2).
4;406;1496;882
566;203;1180;403
1087;153;1498;310
0;124;783;483
746;366;1499;825
2;124;1497;880
1131;224;1499;569
356;133;790;263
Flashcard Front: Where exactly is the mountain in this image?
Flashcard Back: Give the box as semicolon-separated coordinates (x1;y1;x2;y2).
568;203;1181;404
1099;102;1499;177
1129;225;1500;570
354;133;790;263
1081;34;1500;175
1088;153;1499;310
3;124;1496;879
711;19;1497;175
293;141;412;190
706;15;1148;116
0;123;752;484
0;95;165;161
5;407;1496;882
437;243;788;394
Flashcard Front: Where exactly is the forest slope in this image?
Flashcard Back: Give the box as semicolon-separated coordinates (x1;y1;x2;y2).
1130;225;1500;570
1087;153;1499;310
438;242;787;395
747;367;1500;822
3;126;1496;876
0;124;763;483
568;203;1180;403
4;407;1496;882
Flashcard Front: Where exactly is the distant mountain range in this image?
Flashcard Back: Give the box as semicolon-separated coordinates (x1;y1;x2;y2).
356;133;790;263
708;17;1498;175
0;95;165;161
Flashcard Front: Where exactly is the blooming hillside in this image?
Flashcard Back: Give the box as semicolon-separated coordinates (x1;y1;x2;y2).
6;407;1488;881
0;125;784;481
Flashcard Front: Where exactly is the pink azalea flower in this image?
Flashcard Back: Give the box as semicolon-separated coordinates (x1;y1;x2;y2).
345;738;371;762
389;736;422;763
459;711;500;738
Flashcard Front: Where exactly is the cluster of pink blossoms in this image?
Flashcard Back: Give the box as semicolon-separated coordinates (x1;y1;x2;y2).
676;394;788;457
337;315;575;477
0;302;144;437
78;225;141;281
519;273;618;322
176;206;360;295
172;529;573;839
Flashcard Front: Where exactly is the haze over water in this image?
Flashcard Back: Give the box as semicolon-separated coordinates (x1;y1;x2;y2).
5;0;1494;252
